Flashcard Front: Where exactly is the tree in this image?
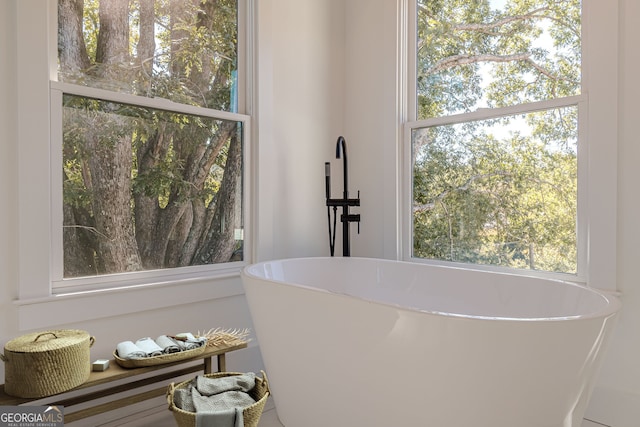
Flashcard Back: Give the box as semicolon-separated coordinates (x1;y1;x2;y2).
58;0;243;277
413;0;580;273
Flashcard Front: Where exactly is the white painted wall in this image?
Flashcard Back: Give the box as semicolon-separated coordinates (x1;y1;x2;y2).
255;0;345;260
0;1;19;343
582;0;640;425
344;0;402;260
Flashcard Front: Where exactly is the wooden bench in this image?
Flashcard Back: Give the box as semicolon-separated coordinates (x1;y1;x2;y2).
0;341;247;423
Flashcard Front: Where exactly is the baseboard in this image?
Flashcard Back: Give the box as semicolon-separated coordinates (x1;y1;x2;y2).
585;386;640;427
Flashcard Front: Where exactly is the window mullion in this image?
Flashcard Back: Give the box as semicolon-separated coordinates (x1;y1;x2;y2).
408;95;585;130
50;88;64;283
50;81;249;122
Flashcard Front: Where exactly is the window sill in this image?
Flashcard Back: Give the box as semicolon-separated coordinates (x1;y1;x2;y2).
14;272;244;331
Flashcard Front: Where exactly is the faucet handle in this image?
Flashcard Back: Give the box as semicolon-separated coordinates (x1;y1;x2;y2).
357;191;361;234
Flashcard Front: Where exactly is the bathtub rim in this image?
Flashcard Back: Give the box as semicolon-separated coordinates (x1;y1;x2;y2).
241;256;622;322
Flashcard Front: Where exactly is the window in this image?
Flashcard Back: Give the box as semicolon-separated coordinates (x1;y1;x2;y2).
52;0;249;290
404;0;617;286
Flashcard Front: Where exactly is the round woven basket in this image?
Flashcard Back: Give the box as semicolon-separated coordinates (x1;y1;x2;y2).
1;329;95;398
167;371;270;427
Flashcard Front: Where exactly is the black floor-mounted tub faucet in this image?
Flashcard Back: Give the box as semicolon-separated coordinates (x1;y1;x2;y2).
325;136;360;256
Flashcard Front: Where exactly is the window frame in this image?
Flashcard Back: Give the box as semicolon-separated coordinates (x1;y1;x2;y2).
16;0;256;304
402;0;618;290
50;82;252;293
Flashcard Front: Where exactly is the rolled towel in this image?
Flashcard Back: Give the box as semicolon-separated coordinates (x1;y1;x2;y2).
156;335;182;354
176;332;197;341
135;337;164;357
186;338;207;350
116;341;147;359
176;332;207;350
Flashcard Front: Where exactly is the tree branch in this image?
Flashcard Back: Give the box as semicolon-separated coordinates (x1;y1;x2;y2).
414;171;512;213
426;53;530;76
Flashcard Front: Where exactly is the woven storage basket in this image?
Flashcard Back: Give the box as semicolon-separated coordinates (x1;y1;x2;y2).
1;329;95;398
167;371;270;427
113;344;207;368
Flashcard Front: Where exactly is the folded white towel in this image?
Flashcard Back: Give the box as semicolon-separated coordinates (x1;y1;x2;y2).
156;335;182;354
135;337;164;357
116;341;147;359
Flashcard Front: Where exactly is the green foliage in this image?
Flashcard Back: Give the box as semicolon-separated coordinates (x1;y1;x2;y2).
418;0;580;116
60;0;242;277
413;0;581;273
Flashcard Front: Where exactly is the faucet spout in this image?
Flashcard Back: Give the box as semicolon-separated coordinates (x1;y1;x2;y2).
336;136;348;197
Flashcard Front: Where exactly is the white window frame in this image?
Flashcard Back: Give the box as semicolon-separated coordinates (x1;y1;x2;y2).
50;83;252;293
15;0;256;326
402;0;618;291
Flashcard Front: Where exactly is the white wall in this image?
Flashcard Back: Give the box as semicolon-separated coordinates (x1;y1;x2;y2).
582;0;640;425
344;0;402;260
0;2;19;341
256;0;345;260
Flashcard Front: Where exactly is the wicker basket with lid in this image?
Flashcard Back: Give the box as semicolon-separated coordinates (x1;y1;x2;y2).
1;329;95;398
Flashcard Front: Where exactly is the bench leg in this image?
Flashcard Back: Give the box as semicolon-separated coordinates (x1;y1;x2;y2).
203;354;226;374
217;353;226;372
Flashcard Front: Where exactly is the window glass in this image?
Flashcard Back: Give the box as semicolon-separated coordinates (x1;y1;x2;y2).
417;0;580;119
411;0;581;274
57;0;244;280
58;0;239;111
412;106;577;273
62;94;243;278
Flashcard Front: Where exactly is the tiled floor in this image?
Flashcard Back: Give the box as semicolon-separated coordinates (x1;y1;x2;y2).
257;407;283;426
582;421;610;427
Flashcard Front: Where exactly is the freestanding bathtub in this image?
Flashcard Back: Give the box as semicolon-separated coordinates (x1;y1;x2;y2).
241;257;620;427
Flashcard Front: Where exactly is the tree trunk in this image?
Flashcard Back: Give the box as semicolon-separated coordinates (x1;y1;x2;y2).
59;0;95;277
85;121;142;273
85;0;142;273
96;0;130;79
137;0;156;95
58;0;90;75
193;129;243;264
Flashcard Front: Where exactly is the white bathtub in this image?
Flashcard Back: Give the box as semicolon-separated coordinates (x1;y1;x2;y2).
241;257;620;427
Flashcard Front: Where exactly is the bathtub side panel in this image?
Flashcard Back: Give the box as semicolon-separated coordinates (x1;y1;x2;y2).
243;275;614;427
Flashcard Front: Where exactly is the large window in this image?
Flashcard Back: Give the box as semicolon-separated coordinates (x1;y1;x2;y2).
53;0;249;289
405;0;616;284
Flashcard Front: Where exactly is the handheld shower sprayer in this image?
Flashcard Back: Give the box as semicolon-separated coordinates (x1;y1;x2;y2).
325;161;337;256
325;162;331;199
